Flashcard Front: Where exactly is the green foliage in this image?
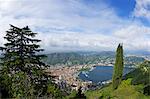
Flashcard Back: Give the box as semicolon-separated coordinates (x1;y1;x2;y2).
0;25;49;98
125;60;150;95
139;60;150;74
10;71;34;98
112;44;124;90
125;60;150;86
85;89;102;99
85;79;150;99
65;90;77;99
112;79;148;99
47;83;64;99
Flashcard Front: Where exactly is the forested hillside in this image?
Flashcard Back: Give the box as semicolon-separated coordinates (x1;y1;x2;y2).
43;52;145;67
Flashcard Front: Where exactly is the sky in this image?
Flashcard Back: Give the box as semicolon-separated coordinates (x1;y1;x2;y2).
0;0;150;53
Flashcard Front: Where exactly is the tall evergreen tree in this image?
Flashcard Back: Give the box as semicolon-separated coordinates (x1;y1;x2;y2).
112;43;124;90
0;25;48;97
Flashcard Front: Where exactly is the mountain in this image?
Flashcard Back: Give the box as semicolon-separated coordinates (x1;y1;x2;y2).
126;50;150;56
43;51;145;67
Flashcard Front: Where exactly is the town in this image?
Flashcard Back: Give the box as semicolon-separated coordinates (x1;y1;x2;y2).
45;63;116;92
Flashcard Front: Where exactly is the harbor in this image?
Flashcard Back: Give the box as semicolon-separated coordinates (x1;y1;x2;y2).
45;64;133;92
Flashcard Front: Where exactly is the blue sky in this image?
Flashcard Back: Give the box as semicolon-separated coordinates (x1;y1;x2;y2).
106;0;136;17
0;0;150;53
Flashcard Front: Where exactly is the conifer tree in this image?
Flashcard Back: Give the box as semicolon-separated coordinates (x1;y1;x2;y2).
112;43;124;90
0;25;48;97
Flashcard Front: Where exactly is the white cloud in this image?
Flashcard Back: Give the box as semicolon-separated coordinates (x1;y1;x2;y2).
134;0;150;21
0;0;150;53
37;32;117;52
114;24;150;51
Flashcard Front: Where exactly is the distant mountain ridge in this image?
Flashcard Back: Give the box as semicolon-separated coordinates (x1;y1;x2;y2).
126;50;150;56
43;51;145;67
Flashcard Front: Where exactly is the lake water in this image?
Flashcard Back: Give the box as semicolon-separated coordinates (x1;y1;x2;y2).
79;66;133;83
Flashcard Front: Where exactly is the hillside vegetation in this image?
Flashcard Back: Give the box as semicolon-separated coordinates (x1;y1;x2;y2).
43;52;145;67
84;60;150;99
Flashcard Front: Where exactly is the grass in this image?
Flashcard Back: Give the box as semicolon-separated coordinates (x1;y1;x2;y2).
85;89;102;99
84;79;150;99
64;90;77;99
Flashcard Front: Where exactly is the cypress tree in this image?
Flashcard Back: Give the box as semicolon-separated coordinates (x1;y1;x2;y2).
0;25;48;97
112;43;124;90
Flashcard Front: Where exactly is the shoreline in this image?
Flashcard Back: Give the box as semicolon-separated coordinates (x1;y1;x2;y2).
46;63;135;91
77;65;134;84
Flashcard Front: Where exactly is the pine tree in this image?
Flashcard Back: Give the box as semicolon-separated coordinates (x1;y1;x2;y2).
0;25;49;97
112;43;124;90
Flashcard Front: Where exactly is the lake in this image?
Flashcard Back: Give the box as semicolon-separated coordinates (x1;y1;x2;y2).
79;66;133;83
